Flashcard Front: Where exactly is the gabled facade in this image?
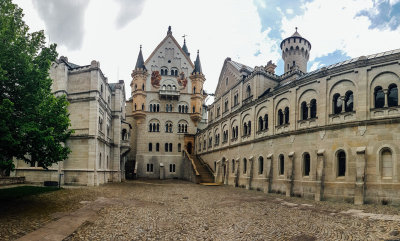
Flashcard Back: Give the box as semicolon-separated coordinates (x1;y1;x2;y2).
126;27;207;179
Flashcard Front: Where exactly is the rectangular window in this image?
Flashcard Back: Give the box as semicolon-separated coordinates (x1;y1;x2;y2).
146;163;153;172
148;143;152;152
165;143;168;152
169;164;176;173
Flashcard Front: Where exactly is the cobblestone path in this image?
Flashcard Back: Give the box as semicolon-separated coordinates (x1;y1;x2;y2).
62;180;400;241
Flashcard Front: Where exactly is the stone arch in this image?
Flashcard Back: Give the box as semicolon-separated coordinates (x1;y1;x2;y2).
370;72;400;108
334;148;348;178
329;79;356;114
376;144;398;180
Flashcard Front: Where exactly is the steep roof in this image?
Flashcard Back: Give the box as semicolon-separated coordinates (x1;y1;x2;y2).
182;39;190;57
229;60;253;73
192;50;203;74
134;46;146;70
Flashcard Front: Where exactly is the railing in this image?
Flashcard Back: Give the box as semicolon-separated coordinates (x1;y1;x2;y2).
196;155;214;175
183;150;199;176
159;89;180;96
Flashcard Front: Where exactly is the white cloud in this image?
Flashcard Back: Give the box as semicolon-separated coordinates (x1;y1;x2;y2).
281;0;400;63
286;8;294;14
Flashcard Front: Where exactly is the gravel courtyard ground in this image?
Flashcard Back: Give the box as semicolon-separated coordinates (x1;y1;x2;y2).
2;180;400;241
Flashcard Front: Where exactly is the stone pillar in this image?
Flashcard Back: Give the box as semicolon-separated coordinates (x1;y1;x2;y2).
215;160;221;183
354;147;367;205
159;163;165;180
286;152;295;197
340;96;346;113
383;89;389;108
224;161;229;185
246;156;254;190
315;149;325;201
307;103;311;119
264;154;273;194
234;158;240;187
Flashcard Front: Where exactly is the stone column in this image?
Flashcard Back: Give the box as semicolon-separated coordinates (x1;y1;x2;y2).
234;158;240;187
354;147;367;205
215;160;220;183
315;149;325;201
307;103;311;119
383;89;389;108
159;163;165;180
246;156;254;190
286;152;295;197
264;154;273;194
340;96;346;113
224;160;229;185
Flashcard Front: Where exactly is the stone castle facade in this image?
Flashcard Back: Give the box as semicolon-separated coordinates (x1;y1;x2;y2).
197;29;400;205
13;57;131;186
126;27;207;179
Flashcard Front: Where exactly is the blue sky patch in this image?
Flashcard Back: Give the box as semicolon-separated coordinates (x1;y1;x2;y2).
356;0;400;30
308;50;351;71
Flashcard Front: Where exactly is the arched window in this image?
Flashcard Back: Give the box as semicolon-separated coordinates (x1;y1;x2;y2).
156;143;160;152
178;143;181;152
301;101;308;120
258;156;264;174
303;153;310;176
165;143;168;152
99;153;102;169
284;107;289;124
279;154;284;175
153;104;156;112
264;114;268;129
193;87;196;94
243;123;248;136
243;158;247;173
246;85;251;98
141;104;144;110
106;156;108;169
193;106;195;113
185;105;188;113
337;150;346;177
134;84;137;90
235;126;238;138
248;121;251;135
169;143;173;152
374;86;384;108
142;83;144;90
156;123;159;132
310;99;317;118
157;104;160;112
149;123;152;132
149;104;153;112
184;125;187;133
232;159;235;173
333;93;342;114
381;148;393;178
388;84;398;107
278;109;283;125
178;105;182;113
258;116;263;131
134;103;137;110
148;143;152;152
345;91;353;112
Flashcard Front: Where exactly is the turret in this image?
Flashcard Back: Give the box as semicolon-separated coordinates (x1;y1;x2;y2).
182;38;190;57
131;45;148;122
189;50;206;126
280;27;311;73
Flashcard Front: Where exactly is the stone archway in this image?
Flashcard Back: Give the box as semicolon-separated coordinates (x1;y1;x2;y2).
187;142;193;154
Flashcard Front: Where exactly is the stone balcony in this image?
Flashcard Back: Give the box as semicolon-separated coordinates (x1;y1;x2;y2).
159;89;180;100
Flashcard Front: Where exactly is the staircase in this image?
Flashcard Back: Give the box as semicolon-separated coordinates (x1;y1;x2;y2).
190;154;218;185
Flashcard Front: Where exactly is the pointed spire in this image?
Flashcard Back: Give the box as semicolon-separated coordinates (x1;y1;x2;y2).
182;35;190;57
192;50;203;74
134;45;146;70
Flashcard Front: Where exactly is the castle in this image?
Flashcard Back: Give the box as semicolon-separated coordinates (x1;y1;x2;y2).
13;26;400;205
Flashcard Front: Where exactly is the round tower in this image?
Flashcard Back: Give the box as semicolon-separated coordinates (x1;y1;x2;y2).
280;27;311;73
131;45;148;122
189;50;206;126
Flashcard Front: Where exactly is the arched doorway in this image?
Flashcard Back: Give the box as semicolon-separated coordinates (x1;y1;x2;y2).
187;142;193;154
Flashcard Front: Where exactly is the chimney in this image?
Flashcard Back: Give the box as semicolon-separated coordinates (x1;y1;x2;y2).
265;60;277;74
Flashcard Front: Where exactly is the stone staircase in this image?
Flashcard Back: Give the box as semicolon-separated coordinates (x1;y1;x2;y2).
190;154;217;185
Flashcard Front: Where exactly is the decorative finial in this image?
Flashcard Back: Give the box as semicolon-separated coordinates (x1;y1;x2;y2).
295;27;298;32
140;45;142;50
197;50;199;54
167;26;172;35
182;34;187;43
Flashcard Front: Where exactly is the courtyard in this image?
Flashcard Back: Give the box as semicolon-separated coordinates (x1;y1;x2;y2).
1;180;400;241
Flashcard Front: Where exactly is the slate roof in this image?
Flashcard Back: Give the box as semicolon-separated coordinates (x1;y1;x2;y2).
192;51;203;74
229;60;253;73
135;46;146;70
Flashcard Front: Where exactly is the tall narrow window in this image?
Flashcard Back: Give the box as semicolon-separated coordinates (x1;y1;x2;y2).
264;114;268;129
303;153;310;176
388;84;398;107
243;158;247;173
156;143;160;152
170;164;176;172
301;101;308;120
248;121;251;135
148;143;152;152
310;99;317;118
374;86;384;108
278;109;283;125
258;156;264;175
165;143;168;152
279;154;284;175
381;148;393;178
169;143;173;152
258;116;263;131
333;93;342;114
243;123;247;136
337;150;346;177
232;159;235;173
246;85;251;98
345;91;353;112
284;107;289;124
178;143;181;152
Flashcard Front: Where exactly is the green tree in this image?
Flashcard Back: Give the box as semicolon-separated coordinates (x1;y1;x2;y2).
0;0;72;175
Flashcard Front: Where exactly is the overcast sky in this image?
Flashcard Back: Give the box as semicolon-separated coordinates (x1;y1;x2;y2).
14;0;400;100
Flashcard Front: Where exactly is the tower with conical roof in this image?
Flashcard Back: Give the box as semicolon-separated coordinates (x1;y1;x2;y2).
189;50;206;125
131;45;148;121
280;27;311;73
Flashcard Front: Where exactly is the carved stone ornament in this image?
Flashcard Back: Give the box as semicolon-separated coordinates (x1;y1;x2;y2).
177;72;188;88
319;130;326;140
151;71;161;88
358;126;367;136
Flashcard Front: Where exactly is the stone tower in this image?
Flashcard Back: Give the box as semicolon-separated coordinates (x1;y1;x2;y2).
189;50;205;125
131;46;148;122
280;28;311;73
